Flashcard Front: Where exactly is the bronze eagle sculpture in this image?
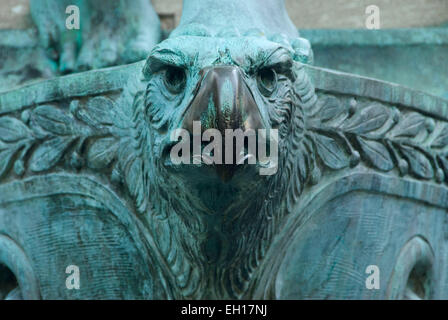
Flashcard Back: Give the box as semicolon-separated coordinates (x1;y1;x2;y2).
0;0;447;300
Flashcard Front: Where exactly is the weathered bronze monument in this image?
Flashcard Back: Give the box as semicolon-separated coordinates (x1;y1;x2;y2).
0;0;447;299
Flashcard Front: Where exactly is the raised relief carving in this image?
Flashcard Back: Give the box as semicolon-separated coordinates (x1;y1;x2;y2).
0;0;447;300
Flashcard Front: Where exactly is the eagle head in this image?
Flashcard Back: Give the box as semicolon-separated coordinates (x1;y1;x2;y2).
128;1;315;298
142;35;305;193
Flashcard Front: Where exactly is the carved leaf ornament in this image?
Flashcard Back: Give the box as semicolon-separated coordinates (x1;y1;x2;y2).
307;94;446;185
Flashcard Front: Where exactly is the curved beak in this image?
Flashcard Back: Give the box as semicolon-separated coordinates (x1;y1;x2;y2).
182;66;264;133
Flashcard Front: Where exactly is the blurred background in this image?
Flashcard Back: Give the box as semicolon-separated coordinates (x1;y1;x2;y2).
0;0;447;98
1;0;447;30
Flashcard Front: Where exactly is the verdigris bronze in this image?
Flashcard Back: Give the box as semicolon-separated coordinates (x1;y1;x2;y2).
30;0;161;73
0;0;448;300
0;0;162;92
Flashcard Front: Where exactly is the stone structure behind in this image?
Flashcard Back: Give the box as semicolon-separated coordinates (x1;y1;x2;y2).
1;0;448;30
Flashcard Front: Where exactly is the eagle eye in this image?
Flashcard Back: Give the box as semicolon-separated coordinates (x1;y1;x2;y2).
163;66;186;94
257;68;278;97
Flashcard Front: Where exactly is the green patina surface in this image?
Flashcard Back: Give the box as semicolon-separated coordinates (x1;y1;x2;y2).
0;0;447;300
302;28;448;99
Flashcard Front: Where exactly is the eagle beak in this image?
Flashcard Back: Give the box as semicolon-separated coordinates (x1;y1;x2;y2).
181;66;265;182
182;66;264;133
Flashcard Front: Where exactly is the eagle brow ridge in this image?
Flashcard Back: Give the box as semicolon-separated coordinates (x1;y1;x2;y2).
144;48;188;76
